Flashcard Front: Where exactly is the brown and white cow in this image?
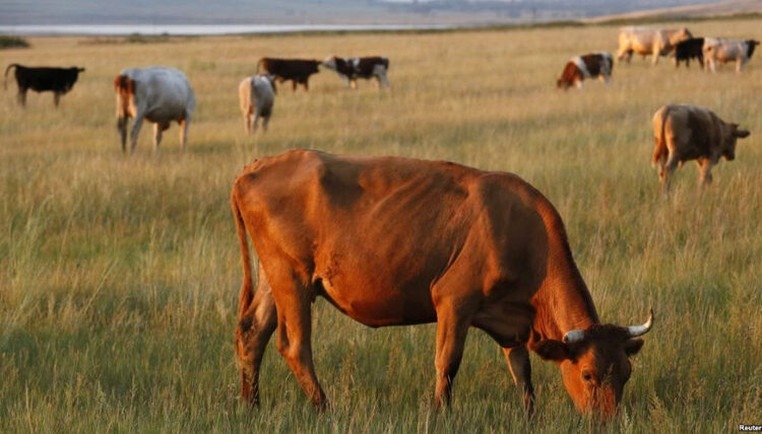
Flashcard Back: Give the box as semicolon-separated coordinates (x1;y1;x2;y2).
232;149;654;419
4;63;85;107
114;66;196;153
322;56;390;89
652;104;750;191
256;58;321;92
616;27;692;65
703;38;759;73
556;52;613;90
238;75;276;134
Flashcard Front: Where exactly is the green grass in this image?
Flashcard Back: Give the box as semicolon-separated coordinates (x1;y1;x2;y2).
1;19;761;432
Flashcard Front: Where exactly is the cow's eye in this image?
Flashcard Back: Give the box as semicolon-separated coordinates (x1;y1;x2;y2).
582;371;593;382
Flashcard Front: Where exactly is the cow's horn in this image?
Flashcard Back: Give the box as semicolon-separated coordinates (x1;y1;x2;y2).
626;308;654;338
562;329;586;344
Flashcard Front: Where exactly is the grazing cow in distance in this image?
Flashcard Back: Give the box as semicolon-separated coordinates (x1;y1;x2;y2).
616;27;692;64
703;38;759;73
232;149;654;419
556;52;613;90
674;37;705;68
256;58;321;92
114;66;195;153
238;75;276;134
652;104;750;192
322;56;390;89
4;63;85;107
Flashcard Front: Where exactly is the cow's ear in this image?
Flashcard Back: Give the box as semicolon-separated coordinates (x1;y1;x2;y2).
624;338;644;356
533;339;572;361
735;129;750;139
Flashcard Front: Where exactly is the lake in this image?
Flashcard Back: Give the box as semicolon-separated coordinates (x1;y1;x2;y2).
0;23;457;36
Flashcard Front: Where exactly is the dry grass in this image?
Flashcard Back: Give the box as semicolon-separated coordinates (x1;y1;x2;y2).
1;19;761;432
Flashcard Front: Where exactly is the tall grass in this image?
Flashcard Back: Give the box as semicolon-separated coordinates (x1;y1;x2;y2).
1;19;761;432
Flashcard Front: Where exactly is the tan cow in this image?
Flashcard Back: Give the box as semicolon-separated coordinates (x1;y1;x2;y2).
232;150;654;418
238;74;276;134
617;26;692;65
652;104;750;191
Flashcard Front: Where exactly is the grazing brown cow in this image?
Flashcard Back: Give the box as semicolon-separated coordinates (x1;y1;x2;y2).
256;57;321;92
556;52;613;90
652;104;750;191
232;150;654;418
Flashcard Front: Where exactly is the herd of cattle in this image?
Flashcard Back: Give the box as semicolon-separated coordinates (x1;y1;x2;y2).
2;25;757;419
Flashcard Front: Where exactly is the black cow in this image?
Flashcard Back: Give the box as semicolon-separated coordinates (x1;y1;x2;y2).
256;58;320;92
4;64;86;107
674;37;705;68
322;56;390;89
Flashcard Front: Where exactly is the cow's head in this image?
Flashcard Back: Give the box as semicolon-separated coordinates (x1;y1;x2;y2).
533;309;653;419
745;40;760;59
322;56;338;71
723;124;750;161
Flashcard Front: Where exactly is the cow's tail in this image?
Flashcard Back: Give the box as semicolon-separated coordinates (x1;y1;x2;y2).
652;106;671;167
4;63;19;90
232;186;256;317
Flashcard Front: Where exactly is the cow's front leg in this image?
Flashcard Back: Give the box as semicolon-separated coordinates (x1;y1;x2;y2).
503;345;535;418
432;298;475;409
697;158;713;186
129;115;145;154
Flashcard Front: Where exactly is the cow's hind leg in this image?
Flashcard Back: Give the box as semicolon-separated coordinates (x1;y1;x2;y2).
237;267;278;406
697;159;713;186
179;113;191;149
271;271;327;410
503;345;535;417
53;92;62;107
17;87;28;107
660;154;680;193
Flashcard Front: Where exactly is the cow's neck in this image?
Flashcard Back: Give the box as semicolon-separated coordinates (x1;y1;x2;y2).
531;233;599;343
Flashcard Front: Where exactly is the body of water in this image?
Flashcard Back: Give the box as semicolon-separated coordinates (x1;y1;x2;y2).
0;23;458;36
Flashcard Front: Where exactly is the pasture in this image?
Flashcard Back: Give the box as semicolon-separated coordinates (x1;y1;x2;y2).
2;18;761;432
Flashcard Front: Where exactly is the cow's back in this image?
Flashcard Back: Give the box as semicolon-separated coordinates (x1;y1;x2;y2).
234;150;555;326
122;67;195;118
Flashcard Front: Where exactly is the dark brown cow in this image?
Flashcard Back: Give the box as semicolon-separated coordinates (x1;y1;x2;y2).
674;37;705;68
652;104;750;192
556;52;613;90
322;56;390;89
232;150;653;418
256;58;320;92
4;63;85;107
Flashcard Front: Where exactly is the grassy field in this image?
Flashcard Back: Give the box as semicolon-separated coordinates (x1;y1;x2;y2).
2;19;761;432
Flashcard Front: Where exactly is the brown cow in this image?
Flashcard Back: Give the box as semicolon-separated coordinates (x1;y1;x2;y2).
232;150;653;418
256;58;321;92
652;104;750;192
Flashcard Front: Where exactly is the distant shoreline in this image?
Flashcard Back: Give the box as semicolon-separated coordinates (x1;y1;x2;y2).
0;23;461;37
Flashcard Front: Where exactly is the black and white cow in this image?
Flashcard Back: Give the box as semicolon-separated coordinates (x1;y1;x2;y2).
322;56;390;89
4;64;86;107
556;52;613;90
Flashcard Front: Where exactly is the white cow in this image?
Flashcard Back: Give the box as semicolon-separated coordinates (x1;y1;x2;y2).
238;74;276;134
114;66;196;153
617;27;692;65
703;38;760;73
